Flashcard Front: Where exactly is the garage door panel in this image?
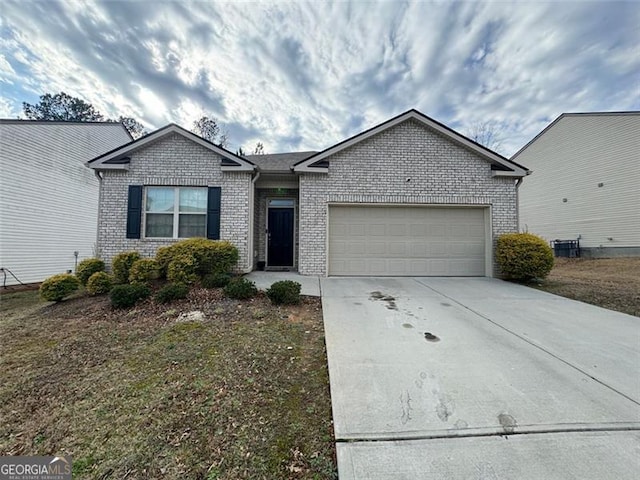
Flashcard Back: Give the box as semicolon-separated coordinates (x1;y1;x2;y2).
329;206;487;276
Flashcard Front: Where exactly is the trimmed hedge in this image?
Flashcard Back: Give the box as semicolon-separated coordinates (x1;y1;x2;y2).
496;233;554;281
112;251;141;284
201;272;231;289
128;258;160;284
224;277;257;299
109;283;151;309
86;272;113;295
156;238;238;278
266;280;302;305
75;258;105;285
40;273;80;302
167;254;198;285
155;283;190;304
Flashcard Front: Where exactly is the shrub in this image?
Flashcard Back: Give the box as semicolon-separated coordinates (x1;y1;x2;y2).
155;239;239;278
224;277;257;299
201;272;231;289
167;254;198;284
112;251;141;284
496;233;554;281
86;272;113;295
75;258;105;285
266;280;302;305
109;283;151;309
40;273;80;302
128;258;160;284
155;282;190;304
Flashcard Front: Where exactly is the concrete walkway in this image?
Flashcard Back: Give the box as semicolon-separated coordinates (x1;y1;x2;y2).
244;271;321;296
320;277;640;479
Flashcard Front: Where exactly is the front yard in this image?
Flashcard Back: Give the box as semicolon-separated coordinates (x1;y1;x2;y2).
533;257;640;317
0;288;336;479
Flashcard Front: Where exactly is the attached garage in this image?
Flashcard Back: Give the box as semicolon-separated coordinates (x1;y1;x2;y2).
328;205;489;276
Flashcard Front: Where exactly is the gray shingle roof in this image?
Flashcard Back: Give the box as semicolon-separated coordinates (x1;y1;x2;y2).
244;151;317;172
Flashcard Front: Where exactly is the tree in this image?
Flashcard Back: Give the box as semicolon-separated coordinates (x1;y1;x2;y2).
467;121;503;152
235;147;246;156
192;116;229;148
22;92;105;121
253;142;265;155
118;116;147;139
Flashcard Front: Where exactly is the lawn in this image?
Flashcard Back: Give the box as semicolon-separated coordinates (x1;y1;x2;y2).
0;287;337;479
534;257;640;317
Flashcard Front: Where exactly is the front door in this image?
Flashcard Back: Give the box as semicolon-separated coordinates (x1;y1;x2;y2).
267;207;294;267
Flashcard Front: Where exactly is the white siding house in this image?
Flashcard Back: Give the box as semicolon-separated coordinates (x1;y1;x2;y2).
0;121;132;286
514;112;640;257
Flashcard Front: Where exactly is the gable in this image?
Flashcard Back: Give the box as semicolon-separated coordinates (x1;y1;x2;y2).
294;109;529;177
87;123;254;172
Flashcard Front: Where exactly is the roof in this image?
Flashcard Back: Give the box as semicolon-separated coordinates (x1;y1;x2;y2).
244;151;317;172
0;119;133;140
293;109;529;177
511;111;640;161
86;123;254;171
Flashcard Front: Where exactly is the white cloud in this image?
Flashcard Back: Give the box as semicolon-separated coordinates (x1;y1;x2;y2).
0;0;638;155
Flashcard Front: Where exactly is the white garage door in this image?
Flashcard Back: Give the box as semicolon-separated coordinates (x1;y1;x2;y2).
328;205;487;276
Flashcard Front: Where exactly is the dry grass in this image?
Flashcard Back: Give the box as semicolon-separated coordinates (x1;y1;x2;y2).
534;257;640;316
0;288;336;479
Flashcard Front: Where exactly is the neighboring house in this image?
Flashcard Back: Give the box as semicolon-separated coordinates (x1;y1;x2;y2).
0;120;132;286
87;109;528;277
514;112;640;257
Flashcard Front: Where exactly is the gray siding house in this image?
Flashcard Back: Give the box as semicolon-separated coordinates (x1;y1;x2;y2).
514;112;640;257
87;110;528;277
0;120;132;286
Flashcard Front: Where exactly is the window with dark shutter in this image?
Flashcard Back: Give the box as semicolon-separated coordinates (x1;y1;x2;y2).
126;185;143;239
207;187;221;240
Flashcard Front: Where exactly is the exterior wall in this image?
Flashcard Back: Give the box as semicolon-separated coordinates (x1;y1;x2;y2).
255;188;300;269
97;133;252;271
0;122;131;285
298;119;518;275
517;114;640;250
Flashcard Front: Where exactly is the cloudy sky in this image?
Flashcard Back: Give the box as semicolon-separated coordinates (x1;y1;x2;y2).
1;0;638;156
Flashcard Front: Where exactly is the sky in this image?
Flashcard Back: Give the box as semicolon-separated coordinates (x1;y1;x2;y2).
1;0;638;156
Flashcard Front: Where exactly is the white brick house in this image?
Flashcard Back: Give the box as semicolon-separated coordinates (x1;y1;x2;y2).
87;110;529;277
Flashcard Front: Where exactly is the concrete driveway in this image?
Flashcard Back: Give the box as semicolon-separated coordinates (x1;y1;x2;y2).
320;277;640;479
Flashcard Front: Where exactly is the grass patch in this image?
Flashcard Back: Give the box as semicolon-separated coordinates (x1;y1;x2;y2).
0;288;336;479
532;257;640;316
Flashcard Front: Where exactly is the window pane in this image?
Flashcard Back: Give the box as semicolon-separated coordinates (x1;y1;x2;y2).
178;214;206;238
268;199;294;207
179;188;207;213
146;187;174;212
146;213;174;237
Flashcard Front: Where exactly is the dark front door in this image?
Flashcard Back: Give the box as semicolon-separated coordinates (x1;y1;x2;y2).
267;207;294;267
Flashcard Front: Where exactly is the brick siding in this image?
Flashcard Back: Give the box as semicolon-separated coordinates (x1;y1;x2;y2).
298;119;518;275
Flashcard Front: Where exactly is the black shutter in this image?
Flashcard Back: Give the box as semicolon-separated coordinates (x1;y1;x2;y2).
126;185;143;239
207;187;221;240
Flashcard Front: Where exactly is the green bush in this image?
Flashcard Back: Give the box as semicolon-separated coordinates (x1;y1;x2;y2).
155;239;238;278
201;272;231;289
496;233;554;281
167;254;198;284
266;280;302;305
75;258;105;285
155;283;190;304
223;277;258;299
109;283;151;309
112;251;141;284
128;258;160;284
40;273;80;302
86;272;113;295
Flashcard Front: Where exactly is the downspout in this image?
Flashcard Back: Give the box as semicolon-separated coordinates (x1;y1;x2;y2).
94;170;103;258
515;170;531;233
246;170;261;273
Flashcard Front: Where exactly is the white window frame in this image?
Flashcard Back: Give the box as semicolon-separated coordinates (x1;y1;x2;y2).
144;186;207;239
